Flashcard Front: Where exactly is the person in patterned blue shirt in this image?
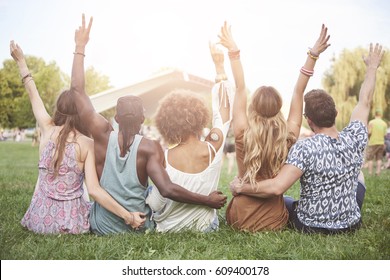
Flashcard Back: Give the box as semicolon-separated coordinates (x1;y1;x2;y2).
230;43;384;234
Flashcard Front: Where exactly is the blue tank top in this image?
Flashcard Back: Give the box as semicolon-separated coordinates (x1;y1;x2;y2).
89;132;153;235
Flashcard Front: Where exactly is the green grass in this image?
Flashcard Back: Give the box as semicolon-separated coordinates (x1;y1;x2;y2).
1;142;389;260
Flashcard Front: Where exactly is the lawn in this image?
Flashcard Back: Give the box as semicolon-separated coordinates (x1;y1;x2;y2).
1;141;389;260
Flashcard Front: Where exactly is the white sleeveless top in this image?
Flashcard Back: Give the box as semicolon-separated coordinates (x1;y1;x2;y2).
147;143;223;232
146;80;234;232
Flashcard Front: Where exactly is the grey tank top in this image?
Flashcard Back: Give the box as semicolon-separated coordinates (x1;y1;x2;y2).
89;132;153;235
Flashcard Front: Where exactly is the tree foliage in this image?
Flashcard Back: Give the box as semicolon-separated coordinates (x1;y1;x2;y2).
84;66;114;120
0;56;65;128
323;47;390;129
0;59;113;128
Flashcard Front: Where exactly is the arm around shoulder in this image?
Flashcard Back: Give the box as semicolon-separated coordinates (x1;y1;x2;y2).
232;164;302;198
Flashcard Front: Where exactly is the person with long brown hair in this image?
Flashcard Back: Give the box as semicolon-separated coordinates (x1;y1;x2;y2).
10;17;145;234
218;22;331;232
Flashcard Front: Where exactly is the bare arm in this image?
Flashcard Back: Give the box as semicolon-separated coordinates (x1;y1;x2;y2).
10;41;52;134
146;141;227;209
230;164;303;198
287;24;331;138
70;14;110;139
218;22;247;137
206;42;233;152
350;43;384;126
83;138;146;229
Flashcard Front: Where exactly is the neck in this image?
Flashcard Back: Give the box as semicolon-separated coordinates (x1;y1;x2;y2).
313;125;339;138
178;134;200;146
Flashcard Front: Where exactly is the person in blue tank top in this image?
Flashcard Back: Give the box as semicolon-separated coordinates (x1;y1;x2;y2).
70;15;227;235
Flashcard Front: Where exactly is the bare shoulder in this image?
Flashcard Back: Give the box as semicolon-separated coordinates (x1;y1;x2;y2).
76;134;94;153
139;137;162;154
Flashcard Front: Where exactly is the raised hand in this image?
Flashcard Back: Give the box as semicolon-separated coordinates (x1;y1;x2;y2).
364;43;385;69
75;13;93;48
209;42;224;66
10;41;26;65
207;191;227;209
124;212;146;230
218;21;238;51
310;24;331;56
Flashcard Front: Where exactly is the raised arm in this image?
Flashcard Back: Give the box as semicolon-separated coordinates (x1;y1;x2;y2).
83;138;146;229
205;43;233;152
71;14;110;139
218;22;247;136
145;141;227;209
287;24;331;138
10;41;52;134
350;43;384;126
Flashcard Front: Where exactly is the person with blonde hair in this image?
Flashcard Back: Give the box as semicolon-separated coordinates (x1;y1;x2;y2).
10;15;145;234
145;43;233;232
218;22;330;231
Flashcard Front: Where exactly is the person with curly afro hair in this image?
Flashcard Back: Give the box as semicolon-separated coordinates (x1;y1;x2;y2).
146;43;234;232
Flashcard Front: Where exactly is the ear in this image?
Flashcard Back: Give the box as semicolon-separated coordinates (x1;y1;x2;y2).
114;115;119;123
335;110;338;117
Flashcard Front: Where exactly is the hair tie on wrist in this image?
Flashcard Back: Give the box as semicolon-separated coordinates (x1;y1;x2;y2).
73;52;85;57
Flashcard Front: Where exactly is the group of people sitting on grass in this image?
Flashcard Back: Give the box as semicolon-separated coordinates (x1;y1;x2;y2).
11;14;384;236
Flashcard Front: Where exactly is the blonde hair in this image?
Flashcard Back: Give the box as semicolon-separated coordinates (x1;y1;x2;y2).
242;86;295;186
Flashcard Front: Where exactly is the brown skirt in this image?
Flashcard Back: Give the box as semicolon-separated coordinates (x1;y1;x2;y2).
226;194;289;232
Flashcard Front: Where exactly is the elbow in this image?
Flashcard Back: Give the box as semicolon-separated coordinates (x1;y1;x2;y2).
158;185;174;198
87;188;98;201
272;187;284;197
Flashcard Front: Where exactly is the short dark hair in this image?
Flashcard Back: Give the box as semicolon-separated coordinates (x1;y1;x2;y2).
304;89;337;128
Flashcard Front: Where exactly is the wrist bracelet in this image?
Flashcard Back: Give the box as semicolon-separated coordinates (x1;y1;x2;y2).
300;67;314;77
307;49;319;60
21;73;32;83
73;52;85;57
228;49;240;60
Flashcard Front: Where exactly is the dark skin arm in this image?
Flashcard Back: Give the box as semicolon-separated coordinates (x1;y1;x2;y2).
137;139;227;209
70;14;112;178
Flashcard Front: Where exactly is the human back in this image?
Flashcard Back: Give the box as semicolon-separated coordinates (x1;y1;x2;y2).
89;132;153;234
147;68;232;232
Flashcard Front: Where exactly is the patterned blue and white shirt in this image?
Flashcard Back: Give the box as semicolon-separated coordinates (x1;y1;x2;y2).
286;121;368;229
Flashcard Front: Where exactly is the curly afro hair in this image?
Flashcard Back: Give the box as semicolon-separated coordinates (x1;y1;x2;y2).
154;90;210;145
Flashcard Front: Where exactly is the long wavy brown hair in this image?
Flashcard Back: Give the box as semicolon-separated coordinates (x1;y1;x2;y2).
243;86;295;186
51;90;89;176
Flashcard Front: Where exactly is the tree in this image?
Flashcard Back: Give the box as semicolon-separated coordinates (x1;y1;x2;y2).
322;47;390;129
0;56;65;128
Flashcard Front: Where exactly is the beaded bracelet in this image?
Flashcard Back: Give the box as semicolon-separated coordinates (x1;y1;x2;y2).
300;67;314;77
73;52;85;57
307;49;319;60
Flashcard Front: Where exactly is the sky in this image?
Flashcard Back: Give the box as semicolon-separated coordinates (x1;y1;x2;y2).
1;0;390;112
